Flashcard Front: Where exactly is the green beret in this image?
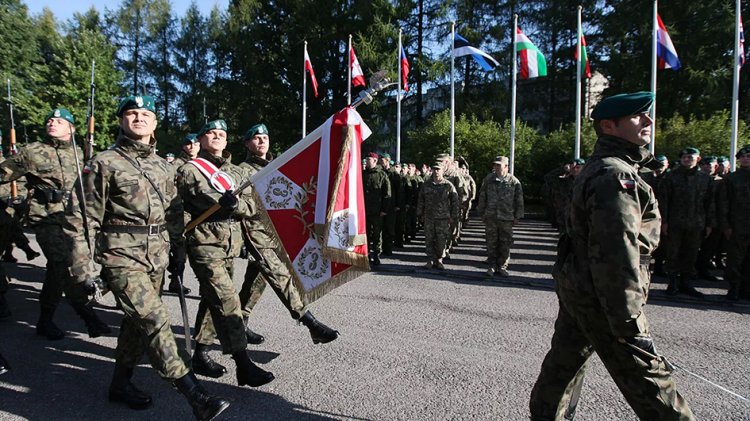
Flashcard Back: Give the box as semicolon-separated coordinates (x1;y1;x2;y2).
655;154;668;162
737;145;750;158
591;91;655;120
571;158;586;165
198;119;228;137
701;155;717;164
244;124;268;141
679;147;700;157
183;133;198;145
45;108;76;125
165;153;175;158
717;156;729;163
380;152;391;159
116;95;156;117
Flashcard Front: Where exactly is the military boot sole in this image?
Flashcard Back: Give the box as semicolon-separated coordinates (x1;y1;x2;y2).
195;398;230;421
311;330;339;344
238;370;275;387
246;329;265;345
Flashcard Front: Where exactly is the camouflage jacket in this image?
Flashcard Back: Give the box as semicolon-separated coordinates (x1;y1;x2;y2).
67;136;184;278
552;175;575;230
176;150;255;258
238;152;278;249
559;135;660;338
0;138;83;226
385;167;406;210
171;151;194;168
445;168;469;204
417;178;459;220
658;165;715;229
476;173;524;221
363;166;391;216
717;167;750;234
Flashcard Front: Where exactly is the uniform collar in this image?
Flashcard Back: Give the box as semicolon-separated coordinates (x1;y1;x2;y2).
591;135;652;166
244;151;272;167
44;137;73;149
198;149;231;167
116;135;155;158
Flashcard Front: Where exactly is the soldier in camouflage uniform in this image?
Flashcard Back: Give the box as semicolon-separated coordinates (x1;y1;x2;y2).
214;123;339;348
416;162;458;270
717;156;731;178
530;92;694;420
171;133;200;168
379;153;402;255
404;163;420;243
176;119;274;387
543;165;570;228
640;155;669;275
66;96;230;419
476;156;524;278
696;156;723;282
659;147;714;298
438;155;469;256
0;108;109;340
459;162;477;227
551;159;584;234
718;145;750;301
363;152;391;265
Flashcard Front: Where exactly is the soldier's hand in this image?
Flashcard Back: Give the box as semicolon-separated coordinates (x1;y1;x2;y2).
218;190;239;210
74;276;106;304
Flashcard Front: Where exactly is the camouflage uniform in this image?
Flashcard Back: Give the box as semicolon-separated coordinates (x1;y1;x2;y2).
462;172;477;225
176;150;250;354
476;172;524;271
530;134;693;420
696;173;723;279
551;175;574;234
718;166;750;299
404;172;420;242
382;166;403;253
363;166;391;256
171;150;193;168
416;178;458;262
68;135;189;380
641;168;669;275
444;166;468;249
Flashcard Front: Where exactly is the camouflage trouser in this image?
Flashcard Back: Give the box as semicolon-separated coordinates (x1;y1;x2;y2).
239;247;306;320
406;206;418;240
724;232;750;295
191;254;248;354
33;223;88;312
424;217;451;261
382;211;397;253
664;226;703;278
484;218;513;270
103;267;190;381
450;216;460;248
696;228;722;274
366;213;383;255
530;298;694;420
394;209;406;247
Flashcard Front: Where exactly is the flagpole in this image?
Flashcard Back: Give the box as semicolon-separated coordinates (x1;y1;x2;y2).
650;0;658;154
510;14;518;175
730;0;741;171
397;29;402;163
348;34;352;106
303;41;308;137
450;21;455;159
575;6;582;160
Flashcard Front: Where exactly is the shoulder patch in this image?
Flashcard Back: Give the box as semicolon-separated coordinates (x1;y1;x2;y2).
618;179;636;190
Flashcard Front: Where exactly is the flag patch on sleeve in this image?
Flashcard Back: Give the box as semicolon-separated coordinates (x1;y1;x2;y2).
619;179;636;189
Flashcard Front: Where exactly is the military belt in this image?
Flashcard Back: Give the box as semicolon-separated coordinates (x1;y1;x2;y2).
101;224;167;235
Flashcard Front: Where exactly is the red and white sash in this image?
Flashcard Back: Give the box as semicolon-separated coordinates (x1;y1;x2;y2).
188;158;236;193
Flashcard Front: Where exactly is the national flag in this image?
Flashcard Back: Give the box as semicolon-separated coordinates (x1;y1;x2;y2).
516;27;547;79
452;33;499;71
656;14;681;70
400;46;410;92
350;47;366;87
575;34;592;78
304;47;319;98
250;107;371;304
740;15;746;67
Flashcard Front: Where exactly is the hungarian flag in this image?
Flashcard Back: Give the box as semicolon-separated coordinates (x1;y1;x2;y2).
575;34;592;78
304;46;319;97
400;46;410;92
250;107;371;304
516;27;547;79
350;47;366;87
656;14;681;70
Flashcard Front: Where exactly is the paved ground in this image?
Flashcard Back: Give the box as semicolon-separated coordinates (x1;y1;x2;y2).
0;217;748;420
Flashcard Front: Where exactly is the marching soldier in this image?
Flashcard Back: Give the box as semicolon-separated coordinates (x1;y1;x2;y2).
416;162;458;270
530;92;693;420
476;156;524;277
176;119;274;386
0;108;109;340
66;96;230;419
439;155;468;256
363;152;390;265
718;145;750;301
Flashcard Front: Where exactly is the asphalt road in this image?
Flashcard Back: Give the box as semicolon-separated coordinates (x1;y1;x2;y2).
0;217;748;420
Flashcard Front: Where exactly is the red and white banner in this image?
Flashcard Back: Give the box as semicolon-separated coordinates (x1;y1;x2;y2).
350;47;366;87
304;47;319;98
251;107;370;304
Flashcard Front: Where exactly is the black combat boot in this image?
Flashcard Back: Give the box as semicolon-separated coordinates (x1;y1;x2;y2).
0;351;9;376
665;275;680;296
108;364;153;410
191;343;227;379
70;302;112;338
299;311;339;344
233;351;274;387
174;371;230;421
679;277;705;299
168;276;191;295
242;316;265;345
36;308;65;340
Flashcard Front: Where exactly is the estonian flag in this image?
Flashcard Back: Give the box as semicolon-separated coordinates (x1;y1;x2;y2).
453;33;499;71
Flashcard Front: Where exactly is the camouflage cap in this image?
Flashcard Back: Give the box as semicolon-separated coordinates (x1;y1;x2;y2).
655;154;668;162
198;119;228;137
591;91;654;120
737;145;750;158
679;147;700;157
244;123;268;140
183;133;198;145
492;156;509;165
116;95;156;117
45;108;76;125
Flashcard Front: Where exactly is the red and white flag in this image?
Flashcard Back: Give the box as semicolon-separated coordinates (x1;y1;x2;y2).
304;47;319;97
250;107;371;304
350;47;366;87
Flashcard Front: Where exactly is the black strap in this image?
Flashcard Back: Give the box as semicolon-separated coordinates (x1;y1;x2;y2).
113;147;167;206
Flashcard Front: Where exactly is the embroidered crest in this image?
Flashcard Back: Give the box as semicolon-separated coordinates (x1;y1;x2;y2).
53;109;61;117
135;96;144;107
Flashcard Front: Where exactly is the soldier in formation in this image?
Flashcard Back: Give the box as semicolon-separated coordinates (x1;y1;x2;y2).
416;161;458;270
550;158;584;234
476;156;524;277
640;155;669;275
379;153;402;255
171;133;200;168
696;156;723;282
530;92;694;420
362;152;390;265
718;145;750;301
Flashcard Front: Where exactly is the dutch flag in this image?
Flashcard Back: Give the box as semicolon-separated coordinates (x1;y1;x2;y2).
656;14;681;70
